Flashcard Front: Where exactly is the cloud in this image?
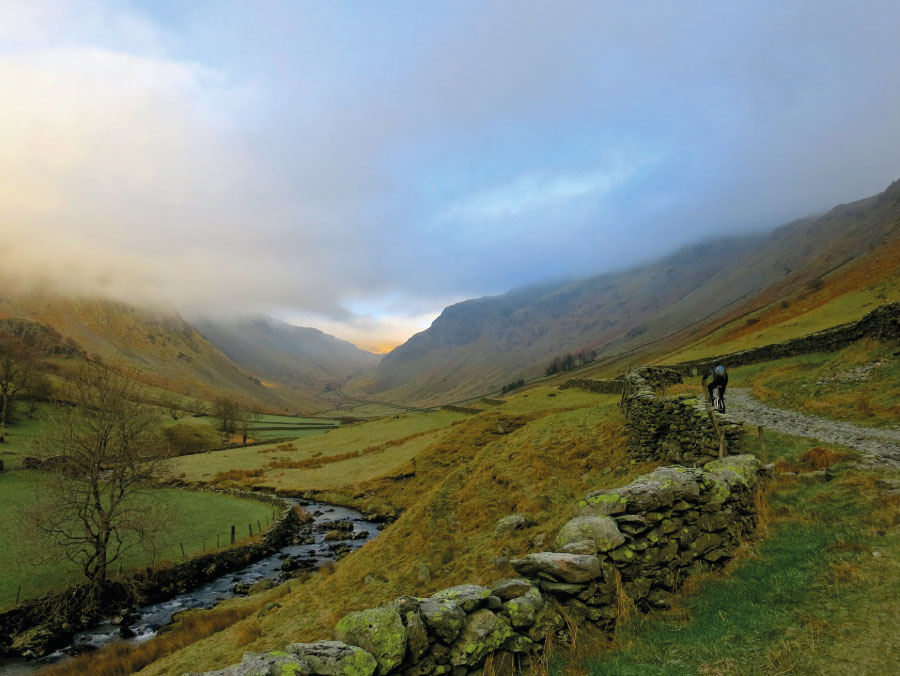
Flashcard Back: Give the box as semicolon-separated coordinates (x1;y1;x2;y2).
2;1;900;348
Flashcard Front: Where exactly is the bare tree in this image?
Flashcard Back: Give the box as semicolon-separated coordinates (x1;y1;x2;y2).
212;396;239;435
0;333;33;426
25;363;168;590
159;391;186;420
236;410;262;446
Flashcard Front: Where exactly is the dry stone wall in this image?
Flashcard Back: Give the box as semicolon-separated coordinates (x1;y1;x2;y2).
674;301;900;374
621;367;743;465
559;378;624;394
192;455;771;676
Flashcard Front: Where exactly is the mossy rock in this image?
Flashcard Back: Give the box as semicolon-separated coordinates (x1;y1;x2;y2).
431;585;491;612
419;597;467;643
333;606;407;675
555;515;625;552
448;609;515;666
286;641;377;676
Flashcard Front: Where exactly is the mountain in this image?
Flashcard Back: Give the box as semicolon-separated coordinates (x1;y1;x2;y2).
193;317;380;406
351;179;900;406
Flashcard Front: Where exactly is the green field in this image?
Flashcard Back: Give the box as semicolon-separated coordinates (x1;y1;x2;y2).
0;471;277;609
169;409;466;489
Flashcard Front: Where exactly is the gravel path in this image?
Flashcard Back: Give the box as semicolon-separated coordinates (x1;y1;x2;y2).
727;388;900;470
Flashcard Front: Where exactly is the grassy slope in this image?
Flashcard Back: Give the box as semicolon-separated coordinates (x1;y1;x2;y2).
662;233;900;364
0;472;276;609
129;388;651;676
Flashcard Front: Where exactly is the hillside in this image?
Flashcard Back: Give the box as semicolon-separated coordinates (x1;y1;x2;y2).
193;317;380;408
0;291;294;412
351;179;900;406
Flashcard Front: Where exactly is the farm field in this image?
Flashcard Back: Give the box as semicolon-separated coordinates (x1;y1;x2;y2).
169;409;466;488
0;472;277;609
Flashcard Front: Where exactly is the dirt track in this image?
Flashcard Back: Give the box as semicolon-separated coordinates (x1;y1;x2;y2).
727;388;900;470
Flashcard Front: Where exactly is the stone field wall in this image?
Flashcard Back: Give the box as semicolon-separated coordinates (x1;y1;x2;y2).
621;367;744;465
673;301;900;374
192;455;771;676
559;378;624;394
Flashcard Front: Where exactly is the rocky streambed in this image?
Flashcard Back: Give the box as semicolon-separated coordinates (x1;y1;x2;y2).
0;498;383;676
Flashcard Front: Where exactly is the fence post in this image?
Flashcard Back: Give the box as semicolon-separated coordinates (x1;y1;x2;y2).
16;584;21;605
217;534;220;549
758;425;766;459
180;542;186;558
248;523;253;537
257;519;261;532
231;525;235;545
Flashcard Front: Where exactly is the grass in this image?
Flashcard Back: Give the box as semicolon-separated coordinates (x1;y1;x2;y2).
0;471;278;609
662;237;900;365
579;465;900;676
0;402;55;463
126;389;642;676
168;409;467;487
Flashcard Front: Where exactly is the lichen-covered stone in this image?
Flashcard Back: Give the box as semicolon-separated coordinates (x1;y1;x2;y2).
510;552;602;583
555;516;624;552
500;587;543;628
431;585;492;612
490;579;534;601
448;609;514;666
286;642;377;676
704;455;763;488
419;598;467;643
493;514;534;536
333;606;407;675
557;539;598;555
198;650;310;676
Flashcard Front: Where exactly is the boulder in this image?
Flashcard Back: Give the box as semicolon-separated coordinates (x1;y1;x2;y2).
510;552;602;583
195;650;309;676
500;587;543;628
430;585;491;612
287;641;378;676
333;606;408;675
418;597;467;643
490;578;534;601
448;610;514;667
493;514;534;536
554;516;624;552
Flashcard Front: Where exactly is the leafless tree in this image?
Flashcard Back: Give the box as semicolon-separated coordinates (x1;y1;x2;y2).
25;363;169;590
212;396;239;435
0;333;33;426
236;410;262;446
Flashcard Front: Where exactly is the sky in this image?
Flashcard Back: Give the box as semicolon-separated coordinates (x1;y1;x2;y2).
1;1;899;352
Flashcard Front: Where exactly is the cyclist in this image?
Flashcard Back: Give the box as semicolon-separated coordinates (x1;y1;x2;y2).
701;364;728;413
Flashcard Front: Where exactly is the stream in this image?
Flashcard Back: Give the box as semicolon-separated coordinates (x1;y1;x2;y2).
0;498;382;676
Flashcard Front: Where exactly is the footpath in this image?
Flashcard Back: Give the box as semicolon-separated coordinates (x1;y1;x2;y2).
727;388;900;470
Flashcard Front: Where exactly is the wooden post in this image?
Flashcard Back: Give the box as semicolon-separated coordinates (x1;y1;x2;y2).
758;425;766;458
248;523;253;537
217;534;220;549
704;402;726;459
257;519;262;532
16;584;21;604
231;525;235;545
180;542;186;558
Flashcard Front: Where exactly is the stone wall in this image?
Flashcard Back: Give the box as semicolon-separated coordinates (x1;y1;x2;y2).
559;378;624;394
0;490;300;658
673;301;900;374
621;367;743;465
191;455;770;676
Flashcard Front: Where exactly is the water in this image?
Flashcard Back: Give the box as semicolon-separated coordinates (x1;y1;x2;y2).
0;499;382;675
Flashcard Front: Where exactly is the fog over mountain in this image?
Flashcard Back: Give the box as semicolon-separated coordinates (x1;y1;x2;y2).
2;1;900;349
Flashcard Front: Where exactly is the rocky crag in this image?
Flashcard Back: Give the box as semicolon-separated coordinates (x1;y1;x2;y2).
191;455;770;676
621;367;744;465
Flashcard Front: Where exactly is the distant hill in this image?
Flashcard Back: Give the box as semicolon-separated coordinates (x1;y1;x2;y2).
0;291;295;411
193;316;380;405
351;179;900;406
